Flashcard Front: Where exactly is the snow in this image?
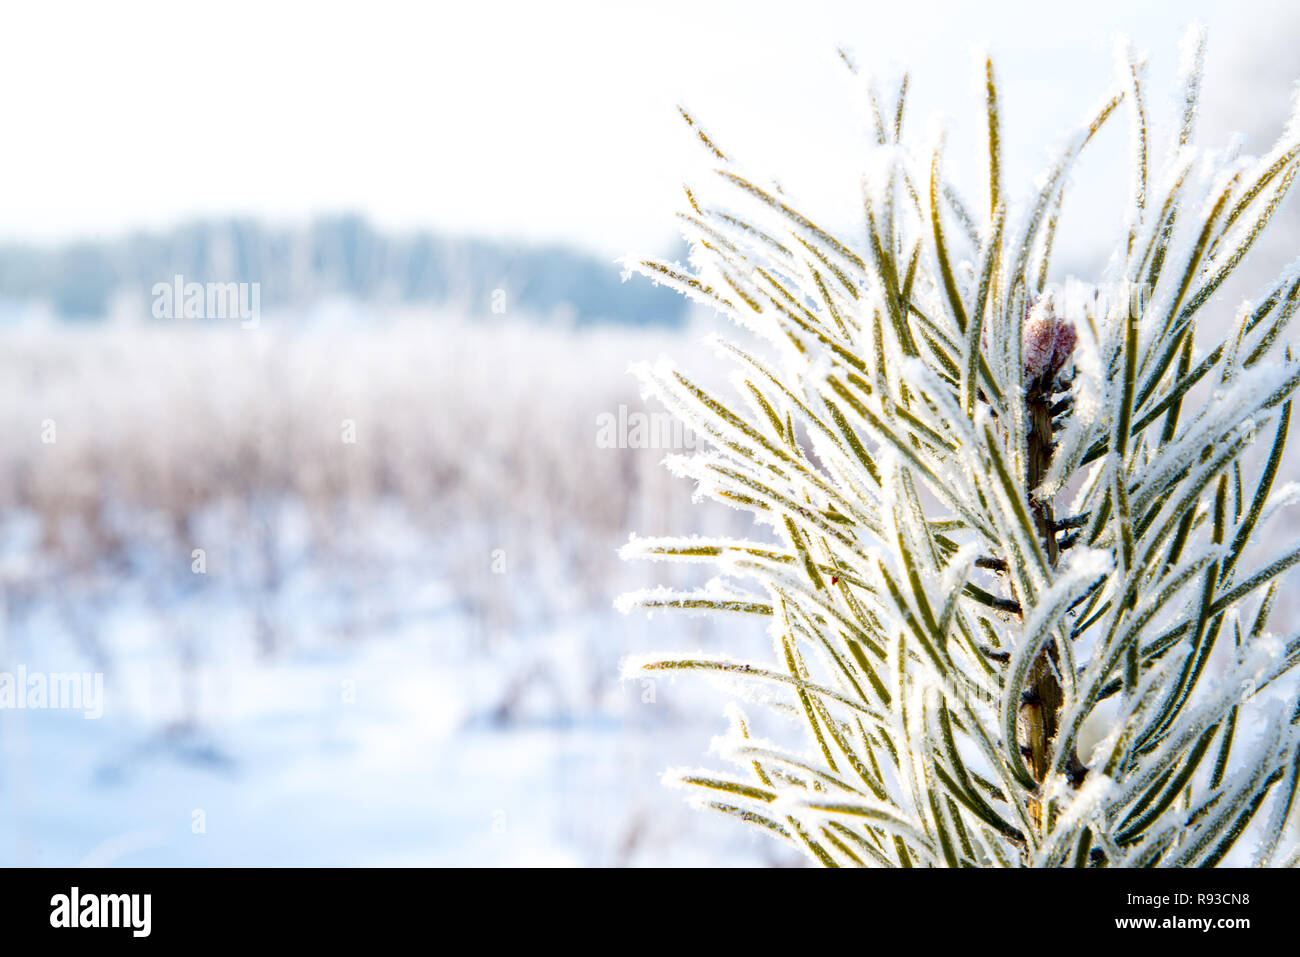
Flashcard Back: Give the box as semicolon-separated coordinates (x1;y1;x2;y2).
0;534;798;867
0;315;801;868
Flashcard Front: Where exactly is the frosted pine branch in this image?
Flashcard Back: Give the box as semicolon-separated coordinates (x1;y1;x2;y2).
618;28;1300;867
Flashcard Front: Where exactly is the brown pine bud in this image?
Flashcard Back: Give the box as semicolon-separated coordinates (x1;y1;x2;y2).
1022;297;1077;384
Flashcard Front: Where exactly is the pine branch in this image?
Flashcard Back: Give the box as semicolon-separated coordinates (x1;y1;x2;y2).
618;28;1300;867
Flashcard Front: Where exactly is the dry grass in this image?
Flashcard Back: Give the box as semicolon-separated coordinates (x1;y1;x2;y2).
0;313;747;656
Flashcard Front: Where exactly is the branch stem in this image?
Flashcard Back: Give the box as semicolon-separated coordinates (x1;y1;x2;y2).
1021;377;1086;843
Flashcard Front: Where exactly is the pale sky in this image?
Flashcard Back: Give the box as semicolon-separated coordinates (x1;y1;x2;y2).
0;0;1292;263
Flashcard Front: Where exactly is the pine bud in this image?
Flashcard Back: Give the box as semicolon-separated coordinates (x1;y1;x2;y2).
1022;297;1077;383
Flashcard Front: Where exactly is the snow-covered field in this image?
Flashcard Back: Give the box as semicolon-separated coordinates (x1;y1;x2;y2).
0;314;800;867
0;558;791;867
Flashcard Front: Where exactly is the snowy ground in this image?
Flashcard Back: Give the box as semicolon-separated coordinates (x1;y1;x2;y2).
0;641;785;868
0;518;799;867
0;317;803;867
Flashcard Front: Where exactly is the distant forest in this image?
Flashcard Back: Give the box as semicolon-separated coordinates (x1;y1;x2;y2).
0;215;687;326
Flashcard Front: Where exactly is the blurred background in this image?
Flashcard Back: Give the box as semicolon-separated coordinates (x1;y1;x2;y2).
0;0;1296;866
